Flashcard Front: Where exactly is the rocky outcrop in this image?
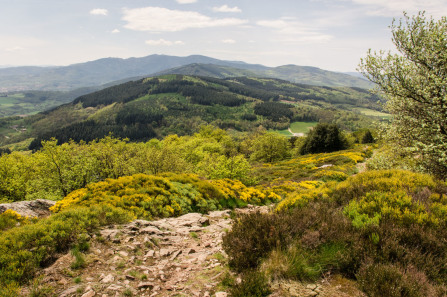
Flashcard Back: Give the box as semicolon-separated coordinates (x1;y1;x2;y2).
0;199;56;217
20;204;364;297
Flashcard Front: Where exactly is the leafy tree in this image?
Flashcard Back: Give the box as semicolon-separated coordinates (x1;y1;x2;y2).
361;130;375;144
300;123;348;155
250;132;291;162
359;12;447;178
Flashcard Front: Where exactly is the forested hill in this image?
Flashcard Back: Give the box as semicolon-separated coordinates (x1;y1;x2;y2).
0;75;382;150
155;63;373;89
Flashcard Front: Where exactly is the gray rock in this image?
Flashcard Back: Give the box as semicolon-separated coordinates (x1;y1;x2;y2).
0;199;56;217
101;274;115;283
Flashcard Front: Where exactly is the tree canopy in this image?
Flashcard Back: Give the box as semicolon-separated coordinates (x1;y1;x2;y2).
359;12;447;179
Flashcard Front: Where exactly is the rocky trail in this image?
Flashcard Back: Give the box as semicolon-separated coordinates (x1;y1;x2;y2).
18;205;364;297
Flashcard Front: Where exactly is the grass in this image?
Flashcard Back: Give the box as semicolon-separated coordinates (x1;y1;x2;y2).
271;121;318;137
354;108;391;119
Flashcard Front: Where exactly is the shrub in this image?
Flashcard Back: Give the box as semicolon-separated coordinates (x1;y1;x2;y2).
229;270;271;297
357;263;439;297
222;211;297;271
51;173;279;219
0;205;132;287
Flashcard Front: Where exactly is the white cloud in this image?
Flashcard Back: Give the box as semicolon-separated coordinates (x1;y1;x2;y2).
4;46;25;52
347;0;447;17
89;8;108;16
257;18;332;43
111;29;120;34
145;39;184;46
176;0;198;3
213;5;242;13
122;7;247;32
222;39;236;44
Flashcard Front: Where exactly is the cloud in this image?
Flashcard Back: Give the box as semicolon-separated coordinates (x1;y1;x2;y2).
257;18;332;43
4;46;25;52
347;0;447;17
222;39;236;44
145;39;185;46
122;7;247;32
111;29;120;34
176;0;198;3
212;5;242;13
90;8;108;16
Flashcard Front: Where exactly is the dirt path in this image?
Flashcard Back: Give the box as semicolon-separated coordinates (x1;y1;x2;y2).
21;205;364;297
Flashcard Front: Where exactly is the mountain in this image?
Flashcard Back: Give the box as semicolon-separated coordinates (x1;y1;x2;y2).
0;74;383;149
0;55;262;92
0;55;372;92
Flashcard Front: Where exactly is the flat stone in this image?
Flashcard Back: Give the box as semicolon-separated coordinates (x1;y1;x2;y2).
106;284;122;291
140;226;163;235
159;248;172;257
119;251;129;257
59;286;81;297
125;275;136;280
137;282;155;290
170;250;182;261
81;290;96;297
215;292;228;297
145;250;155;258
101;274;114;283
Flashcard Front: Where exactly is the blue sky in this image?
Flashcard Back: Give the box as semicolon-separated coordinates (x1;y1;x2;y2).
1;0;446;71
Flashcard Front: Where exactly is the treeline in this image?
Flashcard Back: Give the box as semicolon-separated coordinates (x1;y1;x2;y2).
254;102;294;121
73;78;157;107
29;121;157;151
181;85;246;107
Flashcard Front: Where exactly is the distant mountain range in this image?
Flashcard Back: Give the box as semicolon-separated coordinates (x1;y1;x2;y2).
0;55;372;92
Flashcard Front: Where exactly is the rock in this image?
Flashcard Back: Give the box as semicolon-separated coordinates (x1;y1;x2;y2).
81;290;96;297
100;229;120;240
172;213;203;227
59;286;81;297
101;274;114;283
125;275;136;280
145;250;155;258
215;292;228;297
119;251;129;257
137;282;155;290
106;284;122;291
306;284;317;290
170;250;182;261
159;248;172;257
140;226;163;235
0;199;56;217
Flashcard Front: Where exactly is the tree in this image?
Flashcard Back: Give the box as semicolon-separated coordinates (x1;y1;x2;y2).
300;123;348;155
250;132;290;162
359;12;447;178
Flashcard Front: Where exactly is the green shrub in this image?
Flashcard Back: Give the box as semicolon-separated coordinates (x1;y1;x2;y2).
229;270;271;297
0;205;132;287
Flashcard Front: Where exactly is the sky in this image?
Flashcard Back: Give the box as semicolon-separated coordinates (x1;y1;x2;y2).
1;0;446;72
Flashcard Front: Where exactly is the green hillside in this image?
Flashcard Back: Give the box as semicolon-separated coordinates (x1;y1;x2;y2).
155;63;373;88
0;75;384;150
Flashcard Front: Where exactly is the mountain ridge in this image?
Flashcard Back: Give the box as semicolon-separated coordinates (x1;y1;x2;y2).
0;54;372;92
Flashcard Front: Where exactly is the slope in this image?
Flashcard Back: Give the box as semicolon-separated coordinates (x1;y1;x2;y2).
0;75;382;150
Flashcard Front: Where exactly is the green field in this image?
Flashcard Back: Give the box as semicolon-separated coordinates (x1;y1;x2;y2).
272;121;318;137
354;108;391;119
